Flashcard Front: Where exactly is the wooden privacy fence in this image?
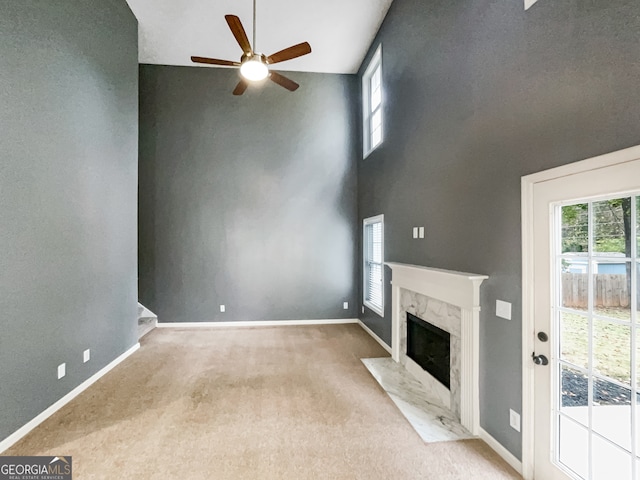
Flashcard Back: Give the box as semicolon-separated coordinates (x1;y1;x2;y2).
562;273;630;308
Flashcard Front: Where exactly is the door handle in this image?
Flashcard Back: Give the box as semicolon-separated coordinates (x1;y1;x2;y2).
532;352;549;366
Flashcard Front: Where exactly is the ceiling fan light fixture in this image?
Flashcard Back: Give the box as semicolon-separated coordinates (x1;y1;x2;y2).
240;58;269;81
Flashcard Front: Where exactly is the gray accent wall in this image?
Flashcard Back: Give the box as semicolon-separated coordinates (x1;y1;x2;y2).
0;1;139;442
358;0;640;459
139;66;358;323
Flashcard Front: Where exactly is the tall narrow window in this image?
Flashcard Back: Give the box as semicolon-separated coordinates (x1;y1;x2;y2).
362;45;383;158
363;215;384;316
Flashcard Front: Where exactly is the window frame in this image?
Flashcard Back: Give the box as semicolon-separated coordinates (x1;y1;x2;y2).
363;214;384;317
362;45;383;159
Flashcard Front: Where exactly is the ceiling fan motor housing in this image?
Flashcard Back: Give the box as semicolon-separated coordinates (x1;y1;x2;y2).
241;52;268;64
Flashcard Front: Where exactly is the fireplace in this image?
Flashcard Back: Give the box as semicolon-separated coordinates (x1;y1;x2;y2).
406;312;451;389
386;262;488;434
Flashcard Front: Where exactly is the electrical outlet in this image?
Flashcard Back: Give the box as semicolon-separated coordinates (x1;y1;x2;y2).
57;363;66;379
343;302;348;310
362;306;365;314
83;349;90;363
220;305;225;313
509;409;521;432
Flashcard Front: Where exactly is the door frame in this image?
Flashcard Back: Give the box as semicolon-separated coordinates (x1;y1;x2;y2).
521;144;640;480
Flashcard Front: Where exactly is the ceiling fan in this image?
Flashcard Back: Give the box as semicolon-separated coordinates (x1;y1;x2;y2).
190;1;312;96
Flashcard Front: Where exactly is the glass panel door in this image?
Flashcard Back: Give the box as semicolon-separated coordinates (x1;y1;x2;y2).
556;195;639;479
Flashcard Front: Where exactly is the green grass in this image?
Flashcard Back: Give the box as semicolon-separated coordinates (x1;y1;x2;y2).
561;308;637;387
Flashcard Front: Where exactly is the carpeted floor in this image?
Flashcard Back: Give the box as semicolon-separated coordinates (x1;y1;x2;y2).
5;324;521;479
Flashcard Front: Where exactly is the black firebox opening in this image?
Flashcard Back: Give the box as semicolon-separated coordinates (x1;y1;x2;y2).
406;312;451;390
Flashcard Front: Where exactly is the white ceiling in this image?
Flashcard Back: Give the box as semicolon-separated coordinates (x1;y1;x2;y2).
125;0;394;74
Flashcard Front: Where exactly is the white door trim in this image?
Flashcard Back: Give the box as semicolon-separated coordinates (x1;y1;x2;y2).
521;144;640;480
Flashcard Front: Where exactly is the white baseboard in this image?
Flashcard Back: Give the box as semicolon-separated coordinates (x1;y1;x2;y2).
478;427;523;475
0;342;140;454
157;318;359;328
357;320;392;354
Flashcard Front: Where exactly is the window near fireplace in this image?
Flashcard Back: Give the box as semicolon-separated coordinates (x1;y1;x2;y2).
363;214;384;316
406;312;450;389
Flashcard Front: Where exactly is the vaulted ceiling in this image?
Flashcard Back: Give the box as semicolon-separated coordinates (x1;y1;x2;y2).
125;0;394;74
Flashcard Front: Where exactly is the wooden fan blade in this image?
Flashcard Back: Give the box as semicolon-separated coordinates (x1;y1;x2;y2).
191;56;240;67
225;15;252;54
233;79;249;96
269;71;299;92
267;42;311;65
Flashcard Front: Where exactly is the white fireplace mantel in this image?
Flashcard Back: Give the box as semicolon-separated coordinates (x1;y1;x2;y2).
385;262;488;434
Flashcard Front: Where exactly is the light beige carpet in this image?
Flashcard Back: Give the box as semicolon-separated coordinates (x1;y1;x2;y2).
6;325;521;479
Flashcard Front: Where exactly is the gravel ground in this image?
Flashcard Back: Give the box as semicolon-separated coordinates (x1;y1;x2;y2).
561;369;639;407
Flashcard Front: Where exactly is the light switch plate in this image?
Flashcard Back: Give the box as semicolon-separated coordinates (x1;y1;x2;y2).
413;227;418;239
57;363;66;379
362;306;365;314
510;409;521;432
220;305;225;313
343;302;348;310
419;227;425;239
83;349;90;363
496;300;512;320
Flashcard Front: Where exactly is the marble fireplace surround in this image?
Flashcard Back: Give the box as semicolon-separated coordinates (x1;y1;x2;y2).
386;262;488;435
